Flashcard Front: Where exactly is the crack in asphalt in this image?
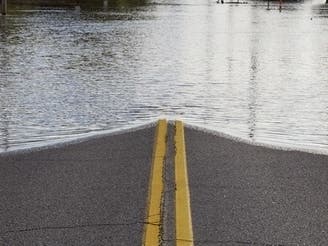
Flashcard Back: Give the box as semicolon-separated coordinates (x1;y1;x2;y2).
1;220;162;235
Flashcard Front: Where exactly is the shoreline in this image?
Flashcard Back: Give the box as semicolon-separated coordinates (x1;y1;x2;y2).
0;120;157;157
185;123;328;156
1;121;327;157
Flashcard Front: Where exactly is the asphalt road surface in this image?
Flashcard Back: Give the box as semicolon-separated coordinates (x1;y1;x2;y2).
1;122;328;246
185;127;328;246
0;126;155;245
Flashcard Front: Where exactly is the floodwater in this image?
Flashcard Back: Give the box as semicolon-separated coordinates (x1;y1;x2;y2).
0;0;327;152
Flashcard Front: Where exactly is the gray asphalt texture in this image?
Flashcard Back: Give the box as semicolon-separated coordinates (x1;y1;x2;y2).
185;127;328;246
1;124;328;246
0;126;155;245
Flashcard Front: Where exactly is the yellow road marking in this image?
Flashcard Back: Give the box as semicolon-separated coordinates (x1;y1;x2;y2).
175;121;194;246
143;119;168;246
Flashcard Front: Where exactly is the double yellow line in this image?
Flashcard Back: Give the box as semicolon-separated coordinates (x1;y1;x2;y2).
143;119;194;246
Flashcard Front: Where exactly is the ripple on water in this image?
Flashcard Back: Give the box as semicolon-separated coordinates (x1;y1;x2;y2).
0;0;328;152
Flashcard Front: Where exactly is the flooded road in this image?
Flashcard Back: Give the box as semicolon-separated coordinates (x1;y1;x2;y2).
0;0;327;152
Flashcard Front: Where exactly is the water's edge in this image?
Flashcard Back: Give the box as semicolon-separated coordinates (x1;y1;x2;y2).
1;120;327;157
0;120;157;157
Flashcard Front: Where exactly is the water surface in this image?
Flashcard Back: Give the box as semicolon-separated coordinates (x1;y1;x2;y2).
0;0;328;152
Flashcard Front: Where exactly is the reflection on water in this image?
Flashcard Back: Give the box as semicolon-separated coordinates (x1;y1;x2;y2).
0;0;328;152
